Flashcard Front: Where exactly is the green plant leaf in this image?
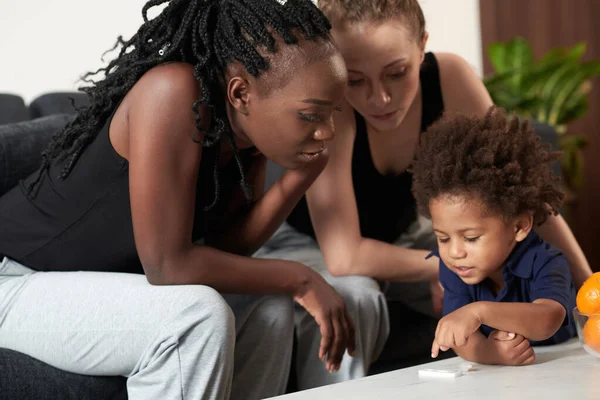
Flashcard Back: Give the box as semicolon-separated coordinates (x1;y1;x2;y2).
548;62;600;125
487;38;532;89
522;44;588;98
506;38;533;89
539;43;586;67
560;134;588;150
483;70;514;90
557;94;588;125
488;42;509;73
563;42;587;63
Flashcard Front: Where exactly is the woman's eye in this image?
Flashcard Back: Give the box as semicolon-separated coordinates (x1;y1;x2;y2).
298;113;322;122
348;79;365;87
388;72;406;80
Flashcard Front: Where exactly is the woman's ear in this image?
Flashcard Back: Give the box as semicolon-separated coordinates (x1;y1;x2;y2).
514;212;534;242
227;76;250;115
420;31;429;56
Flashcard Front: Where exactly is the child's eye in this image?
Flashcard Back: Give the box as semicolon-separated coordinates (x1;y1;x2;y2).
298;113;322;122
438;237;449;244
464;236;481;243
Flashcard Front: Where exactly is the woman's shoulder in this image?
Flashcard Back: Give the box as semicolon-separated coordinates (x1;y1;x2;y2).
134;62;202;104
431;52;493;116
124;62;210;144
126;62;210;128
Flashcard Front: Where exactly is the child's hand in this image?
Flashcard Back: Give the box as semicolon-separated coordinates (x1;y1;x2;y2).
487;330;536;366
431;303;482;358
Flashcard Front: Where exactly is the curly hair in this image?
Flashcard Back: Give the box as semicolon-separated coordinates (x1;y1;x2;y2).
318;0;425;42
412;107;564;226
28;0;332;209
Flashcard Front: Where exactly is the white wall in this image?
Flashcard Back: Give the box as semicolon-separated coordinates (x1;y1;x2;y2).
0;0;482;104
420;0;483;77
0;0;154;103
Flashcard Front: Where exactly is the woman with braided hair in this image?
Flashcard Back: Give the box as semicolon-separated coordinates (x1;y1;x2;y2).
0;0;354;398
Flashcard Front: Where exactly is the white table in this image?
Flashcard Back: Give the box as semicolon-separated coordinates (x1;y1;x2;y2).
268;339;600;400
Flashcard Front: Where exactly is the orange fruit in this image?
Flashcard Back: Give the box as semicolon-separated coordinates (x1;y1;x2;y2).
577;272;600;313
583;317;600;353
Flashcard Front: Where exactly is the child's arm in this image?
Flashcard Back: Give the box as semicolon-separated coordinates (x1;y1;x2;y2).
432;298;565;357
470;299;566;341
433;249;573;357
451;330;535;366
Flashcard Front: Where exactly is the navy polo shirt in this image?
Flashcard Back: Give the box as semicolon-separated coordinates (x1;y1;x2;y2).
431;231;576;345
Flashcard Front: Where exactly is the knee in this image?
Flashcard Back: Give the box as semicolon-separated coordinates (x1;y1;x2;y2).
333;277;387;318
253;295;295;337
165;286;235;341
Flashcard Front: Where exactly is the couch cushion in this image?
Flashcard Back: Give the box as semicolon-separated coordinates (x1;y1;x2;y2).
0;93;30;125
29;92;89;119
0;348;127;400
0;114;74;196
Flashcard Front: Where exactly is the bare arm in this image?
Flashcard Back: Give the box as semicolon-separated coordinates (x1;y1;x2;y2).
432;299;563;362
535;214;591;289
305;53;493;281
452;330;535;366
127;63;310;293
305;101;438;281
126;64;355;371
471;300;566;342
436;52;494;117
452;330;494;364
206;152;328;256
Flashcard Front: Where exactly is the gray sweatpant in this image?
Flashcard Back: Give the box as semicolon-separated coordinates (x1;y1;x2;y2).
0;257;294;400
253;216;438;389
254;223;390;390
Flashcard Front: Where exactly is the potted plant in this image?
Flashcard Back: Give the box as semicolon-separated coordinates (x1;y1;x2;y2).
483;37;600;190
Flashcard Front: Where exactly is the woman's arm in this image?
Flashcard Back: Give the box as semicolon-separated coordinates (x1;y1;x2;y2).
305;53;492;282
125;63;354;370
535;214;591;289
206;151;329;256
126;63;310;291
305;101;438;281
436;52;494;117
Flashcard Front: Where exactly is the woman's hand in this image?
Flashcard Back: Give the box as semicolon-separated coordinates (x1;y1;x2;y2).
294;266;356;372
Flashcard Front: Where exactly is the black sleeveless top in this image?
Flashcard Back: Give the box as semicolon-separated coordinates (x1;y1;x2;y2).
0;106;251;273
287;52;444;243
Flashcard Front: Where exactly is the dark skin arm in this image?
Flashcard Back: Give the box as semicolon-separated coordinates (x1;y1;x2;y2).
205;150;329;256
452;330;536;366
431;299;566;357
122;63;353;371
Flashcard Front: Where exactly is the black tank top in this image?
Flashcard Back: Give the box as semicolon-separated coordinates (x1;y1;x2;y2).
287;52;444;243
0;106;251;273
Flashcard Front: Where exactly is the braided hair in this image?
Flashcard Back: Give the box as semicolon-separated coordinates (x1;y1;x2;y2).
30;0;332;209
